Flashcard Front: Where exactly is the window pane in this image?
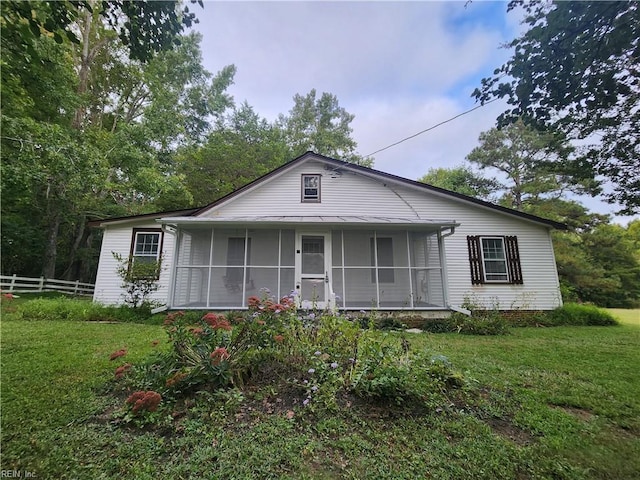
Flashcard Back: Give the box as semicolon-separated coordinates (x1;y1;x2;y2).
302;236;324;274
134;233;159;256
247;230;279;266
481;238;505;260
301;278;325;303
176;229;211;266
409;231;440;268
481;238;508;281
302;175;320;200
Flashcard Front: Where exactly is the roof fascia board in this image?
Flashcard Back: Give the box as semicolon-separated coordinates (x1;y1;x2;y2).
88;208;200;228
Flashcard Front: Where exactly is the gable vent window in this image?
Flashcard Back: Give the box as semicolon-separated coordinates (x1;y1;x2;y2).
301;174;321;202
467;235;523;285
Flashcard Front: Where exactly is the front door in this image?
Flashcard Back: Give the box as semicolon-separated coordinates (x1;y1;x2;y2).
295;232;332;310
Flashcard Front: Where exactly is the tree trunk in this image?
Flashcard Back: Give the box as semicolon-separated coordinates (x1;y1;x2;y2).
42;209;62;279
62;215;87;280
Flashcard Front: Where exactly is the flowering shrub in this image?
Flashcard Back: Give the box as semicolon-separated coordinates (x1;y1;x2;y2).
125;390;162;414
112;287;463;424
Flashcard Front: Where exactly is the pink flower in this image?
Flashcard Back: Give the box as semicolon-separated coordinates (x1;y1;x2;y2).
210;347;230;365
163;311;184;325
114;363;132;379
125;391;162;414
109;349;127;360
202;313;232;330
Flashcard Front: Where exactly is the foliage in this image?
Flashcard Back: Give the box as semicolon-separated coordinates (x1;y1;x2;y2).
474;1;640;214
1;0;200;62
4;296;159;323
466;119;595;210
421;311;511;335
547;303;618;327
417;165;499;200
114;293;462;421
3;303;640;479
177;103;290;205
113;253;163;308
277;89;371;166
553;221;640;308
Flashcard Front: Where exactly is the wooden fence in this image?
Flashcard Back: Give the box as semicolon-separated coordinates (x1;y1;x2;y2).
0;274;95;296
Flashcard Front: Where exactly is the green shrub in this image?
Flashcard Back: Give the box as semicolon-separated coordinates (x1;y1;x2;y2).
13;297;104;321
10;297;162;323
548;303;618;326
421;311;510;335
113;292;463;421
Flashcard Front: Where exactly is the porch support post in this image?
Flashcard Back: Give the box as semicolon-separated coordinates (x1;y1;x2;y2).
373;230;380;308
438;229;450;308
406;230;414;309
242;228;249;308
206;226;215;308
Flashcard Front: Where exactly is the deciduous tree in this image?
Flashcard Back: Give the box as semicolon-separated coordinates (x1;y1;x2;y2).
474;0;640;214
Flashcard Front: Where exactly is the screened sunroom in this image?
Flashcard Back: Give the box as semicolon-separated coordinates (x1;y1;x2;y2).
169;223;451;311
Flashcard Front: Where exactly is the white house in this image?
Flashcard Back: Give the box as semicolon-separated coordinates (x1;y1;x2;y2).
91;152;565;313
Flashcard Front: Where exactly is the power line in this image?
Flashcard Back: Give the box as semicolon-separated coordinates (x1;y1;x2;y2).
364;98;500;158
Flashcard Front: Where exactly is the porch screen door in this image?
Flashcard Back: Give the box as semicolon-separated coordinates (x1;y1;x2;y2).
297;233;330;309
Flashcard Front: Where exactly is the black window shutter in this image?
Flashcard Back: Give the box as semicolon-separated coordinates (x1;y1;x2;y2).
504;236;523;284
467;236;484;285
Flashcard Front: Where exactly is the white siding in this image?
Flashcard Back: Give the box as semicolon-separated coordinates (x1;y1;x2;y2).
201;160;422;219
93;221;175;306
95;156;562;310
199;158;561;310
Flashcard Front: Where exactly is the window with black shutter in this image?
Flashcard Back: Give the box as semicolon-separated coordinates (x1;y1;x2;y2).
467;235;523;284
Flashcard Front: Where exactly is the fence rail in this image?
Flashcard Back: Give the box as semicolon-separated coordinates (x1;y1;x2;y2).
0;274;95;296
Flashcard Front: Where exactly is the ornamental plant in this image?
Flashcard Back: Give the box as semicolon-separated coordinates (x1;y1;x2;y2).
125;390;162;415
113;288;463;424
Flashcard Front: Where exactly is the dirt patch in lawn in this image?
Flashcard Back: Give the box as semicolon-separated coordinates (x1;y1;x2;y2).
486;416;535;446
552;404;596;422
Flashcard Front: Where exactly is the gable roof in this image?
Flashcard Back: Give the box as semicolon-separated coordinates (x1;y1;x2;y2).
90;152;567;230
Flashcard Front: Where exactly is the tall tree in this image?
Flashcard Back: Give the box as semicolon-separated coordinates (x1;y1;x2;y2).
417;166;499;200
179;103;290;206
465;120;591;210
1;0;200;62
1;3;234;280
277;89;370;166
474;1;640;214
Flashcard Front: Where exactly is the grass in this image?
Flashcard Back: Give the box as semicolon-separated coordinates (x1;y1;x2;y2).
605;308;640;327
1;303;639;479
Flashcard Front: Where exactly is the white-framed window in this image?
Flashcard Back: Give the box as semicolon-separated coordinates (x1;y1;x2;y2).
132;229;162;264
370;237;395;283
301;174;321;202
480;237;508;282
467;235;523;285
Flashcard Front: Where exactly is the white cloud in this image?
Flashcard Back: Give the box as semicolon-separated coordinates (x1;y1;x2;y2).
191;1;631;221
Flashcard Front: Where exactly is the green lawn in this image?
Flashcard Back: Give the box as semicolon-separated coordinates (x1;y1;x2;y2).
606;308;640;326
1;309;639;479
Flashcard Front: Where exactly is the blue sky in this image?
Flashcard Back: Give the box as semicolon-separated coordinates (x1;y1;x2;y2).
192;1;632;222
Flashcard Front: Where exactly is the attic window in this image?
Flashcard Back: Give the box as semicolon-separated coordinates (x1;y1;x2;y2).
301;174;321;202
